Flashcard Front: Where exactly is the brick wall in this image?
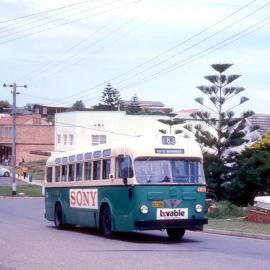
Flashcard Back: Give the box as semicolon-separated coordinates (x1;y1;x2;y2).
16;125;54;163
245;208;270;224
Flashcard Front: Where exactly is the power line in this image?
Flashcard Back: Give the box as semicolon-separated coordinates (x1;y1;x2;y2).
46;0;183;80
103;0;270;90
0;0;126;44
25;0;170;85
0;1;96;33
0;0;93;24
48;0;262;105
21;10;269;108
17;0;144;82
55;121;140;137
114;15;270;94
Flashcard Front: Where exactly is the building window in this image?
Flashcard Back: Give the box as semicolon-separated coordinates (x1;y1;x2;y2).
63;134;67;145
42;107;48;115
69;134;74;145
8;127;12;137
57;134;61;144
4;127;9;137
92;135;106;146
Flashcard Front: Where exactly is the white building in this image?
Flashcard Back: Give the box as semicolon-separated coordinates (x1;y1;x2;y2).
54;111;182;152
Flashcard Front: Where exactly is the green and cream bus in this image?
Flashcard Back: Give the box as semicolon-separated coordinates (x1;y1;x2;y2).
44;135;208;240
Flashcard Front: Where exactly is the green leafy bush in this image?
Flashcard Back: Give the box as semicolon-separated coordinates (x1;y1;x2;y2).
207;201;245;219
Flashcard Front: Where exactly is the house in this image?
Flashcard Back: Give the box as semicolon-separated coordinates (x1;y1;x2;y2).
122;100;172;114
54;111;192;152
0;114;54;165
26;103;70;118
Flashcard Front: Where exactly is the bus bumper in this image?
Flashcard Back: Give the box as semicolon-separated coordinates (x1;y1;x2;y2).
134;218;208;230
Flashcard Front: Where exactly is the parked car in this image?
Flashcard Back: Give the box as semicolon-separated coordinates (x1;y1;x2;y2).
0;167;11;177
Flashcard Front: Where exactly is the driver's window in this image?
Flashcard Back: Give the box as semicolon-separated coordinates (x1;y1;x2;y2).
117;156;134;178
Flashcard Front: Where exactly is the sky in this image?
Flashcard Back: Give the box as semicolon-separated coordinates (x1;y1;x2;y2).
1;0;270;114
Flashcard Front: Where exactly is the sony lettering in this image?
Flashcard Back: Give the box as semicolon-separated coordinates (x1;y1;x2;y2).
69;189;98;209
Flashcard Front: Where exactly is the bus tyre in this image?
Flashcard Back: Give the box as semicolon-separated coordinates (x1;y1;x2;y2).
101;205;112;237
54;203;64;229
166;228;185;241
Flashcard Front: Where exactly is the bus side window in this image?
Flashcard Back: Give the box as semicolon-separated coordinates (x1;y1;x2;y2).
55;166;60;182
46;167;52;182
93;160;101;180
69;164;75;181
102;159;111;180
84;161;91;180
118;156;134;178
76;163;83;181
61;165;67;182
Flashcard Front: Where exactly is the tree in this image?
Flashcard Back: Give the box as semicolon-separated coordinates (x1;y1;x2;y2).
0;100;11;112
158;113;185;134
71;100;86;111
191;63;255;200
93;83;122;111
46;115;55;125
251;131;270;151
126;94;142;114
227;148;270;205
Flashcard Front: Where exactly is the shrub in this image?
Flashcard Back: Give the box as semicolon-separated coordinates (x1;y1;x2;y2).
207;201;245;219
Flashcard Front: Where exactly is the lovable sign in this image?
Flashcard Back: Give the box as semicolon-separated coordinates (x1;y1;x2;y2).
70;189;98;209
157;208;188;220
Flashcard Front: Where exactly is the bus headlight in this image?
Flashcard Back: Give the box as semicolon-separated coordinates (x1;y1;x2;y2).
140;205;149;214
195;204;203;213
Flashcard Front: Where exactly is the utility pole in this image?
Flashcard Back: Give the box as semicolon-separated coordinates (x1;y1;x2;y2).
3;83;27;195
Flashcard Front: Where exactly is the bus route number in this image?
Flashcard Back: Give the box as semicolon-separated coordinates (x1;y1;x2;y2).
162;136;176;145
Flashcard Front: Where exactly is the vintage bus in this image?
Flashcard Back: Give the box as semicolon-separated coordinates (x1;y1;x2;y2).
44;135;208;240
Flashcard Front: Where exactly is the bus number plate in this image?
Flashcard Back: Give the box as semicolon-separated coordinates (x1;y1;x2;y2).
152;201;164;208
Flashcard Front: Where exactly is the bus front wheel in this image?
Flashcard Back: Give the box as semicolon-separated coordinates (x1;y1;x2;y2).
54;203;64;229
166;228;185;241
101;205;112;237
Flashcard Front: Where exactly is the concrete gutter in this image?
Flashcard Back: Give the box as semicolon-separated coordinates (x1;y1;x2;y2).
204;229;270;240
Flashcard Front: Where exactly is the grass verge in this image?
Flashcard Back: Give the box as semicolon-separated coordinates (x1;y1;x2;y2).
206;218;270;235
24;160;46;180
0;185;42;197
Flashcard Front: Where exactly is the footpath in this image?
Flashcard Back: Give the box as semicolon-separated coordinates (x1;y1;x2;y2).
204;228;270;241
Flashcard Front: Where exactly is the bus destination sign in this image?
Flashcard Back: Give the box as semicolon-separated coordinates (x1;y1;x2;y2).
155;148;184;154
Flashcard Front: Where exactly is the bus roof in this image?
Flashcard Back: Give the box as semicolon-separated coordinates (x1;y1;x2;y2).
46;135;202;166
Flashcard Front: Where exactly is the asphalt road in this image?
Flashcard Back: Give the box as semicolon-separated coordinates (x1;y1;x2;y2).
0;198;269;270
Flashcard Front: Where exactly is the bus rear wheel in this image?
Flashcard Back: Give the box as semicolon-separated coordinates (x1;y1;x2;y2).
101;205;112;237
54;203;64;229
166;228;185;241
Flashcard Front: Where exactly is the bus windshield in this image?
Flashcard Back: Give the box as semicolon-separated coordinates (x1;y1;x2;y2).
134;158;204;184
